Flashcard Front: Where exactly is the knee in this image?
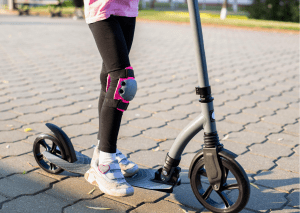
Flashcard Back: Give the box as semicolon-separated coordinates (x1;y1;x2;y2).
104;67;137;112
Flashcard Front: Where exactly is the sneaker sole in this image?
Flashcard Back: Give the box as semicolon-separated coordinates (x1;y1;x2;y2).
85;168;134;197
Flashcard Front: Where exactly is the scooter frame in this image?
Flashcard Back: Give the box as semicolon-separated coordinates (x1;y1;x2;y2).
33;1;251;212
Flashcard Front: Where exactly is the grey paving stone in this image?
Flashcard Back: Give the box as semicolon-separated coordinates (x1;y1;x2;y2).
134;199;197;213
40;99;74;108
0;120;24;131
166;118;194;130
64;195;133;213
118;125;143;138
289;102;300;110
62;123;98;137
104;186;167;208
71;135;98;149
123;109;152;121
246;121;283;134
262;109;299;125
71;100;98;110
8;97;42;107
235;152;275;174
216;120;244;133
46;177;102;204
0;154;39;177
224;100;256;109
214;105;241;116
287;189;300;208
0;141;32;158
0;195;7;203
66;94;96;102
292;146;299;156
270;206;300;212
165;183;204;210
220;140;248;155
0;193;68;213
34;92;68;100
52;114;91;126
0;103;14;112
0;172;56;198
117;136;158;151
254;169;300;193
276;155;299;173
152;109;189;121
16;112;54;124
257;101;288;110
6;91;38;99
284;123;299;136
225;113;260;124
158;140;202;155
0;96;12;104
142;127;181;141
81;108;98;118
12;104;48;115
45;106;81;116
242;107;275;117
267;133;299;147
0;111;19;120
128;117;166;130
250;142;293;159
129;150;167;168
239;94;269;102
239;184;288;212
0;130;29;143
271;95;299;104
223;130;266;145
140;103;173;112
21;122;53;137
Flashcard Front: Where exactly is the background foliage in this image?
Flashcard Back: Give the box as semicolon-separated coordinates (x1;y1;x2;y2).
246;0;299;23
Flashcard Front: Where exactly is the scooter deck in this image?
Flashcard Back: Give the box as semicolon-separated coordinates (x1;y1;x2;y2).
43;151;174;192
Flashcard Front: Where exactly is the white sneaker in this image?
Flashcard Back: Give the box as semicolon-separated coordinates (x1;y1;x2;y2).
91;143;139;177
116;149;139;177
84;159;134;197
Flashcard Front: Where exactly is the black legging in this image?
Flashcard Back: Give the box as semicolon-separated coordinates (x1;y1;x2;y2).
89;15;136;153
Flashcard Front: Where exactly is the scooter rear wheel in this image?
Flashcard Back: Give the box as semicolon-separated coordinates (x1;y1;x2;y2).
33;133;66;174
190;157;250;212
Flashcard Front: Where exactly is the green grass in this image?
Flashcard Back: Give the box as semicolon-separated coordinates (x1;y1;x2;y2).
137;10;300;31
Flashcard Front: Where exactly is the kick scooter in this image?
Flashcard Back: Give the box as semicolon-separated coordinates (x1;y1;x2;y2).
33;0;250;211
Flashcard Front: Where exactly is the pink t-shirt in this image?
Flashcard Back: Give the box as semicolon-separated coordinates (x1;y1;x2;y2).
84;0;139;24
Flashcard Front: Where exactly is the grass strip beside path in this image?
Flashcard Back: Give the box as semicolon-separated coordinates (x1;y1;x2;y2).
137;10;299;31
1;6;298;32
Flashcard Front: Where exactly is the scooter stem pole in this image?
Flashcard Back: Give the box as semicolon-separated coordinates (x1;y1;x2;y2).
187;0;209;88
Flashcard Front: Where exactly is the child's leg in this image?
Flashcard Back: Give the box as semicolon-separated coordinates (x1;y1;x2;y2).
86;16;137;196
90;15;136;153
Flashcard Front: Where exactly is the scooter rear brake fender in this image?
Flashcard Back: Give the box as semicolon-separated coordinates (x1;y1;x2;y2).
45;123;77;163
188;148;238;179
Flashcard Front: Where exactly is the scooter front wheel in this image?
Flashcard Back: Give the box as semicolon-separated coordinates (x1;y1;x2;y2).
33;133;66;174
190;157;250;212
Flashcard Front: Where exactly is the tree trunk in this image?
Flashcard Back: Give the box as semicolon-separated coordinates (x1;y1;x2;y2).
220;0;228;20
150;0;156;9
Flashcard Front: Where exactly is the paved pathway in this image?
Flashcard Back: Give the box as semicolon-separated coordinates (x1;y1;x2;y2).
0;15;299;212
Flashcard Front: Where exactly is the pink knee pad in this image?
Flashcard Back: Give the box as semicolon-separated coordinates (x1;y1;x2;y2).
106;67;137;112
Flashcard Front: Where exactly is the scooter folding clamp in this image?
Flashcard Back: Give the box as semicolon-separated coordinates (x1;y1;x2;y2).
195;86;214;103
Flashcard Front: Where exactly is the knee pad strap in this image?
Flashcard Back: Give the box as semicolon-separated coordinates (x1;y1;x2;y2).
105;68;137;112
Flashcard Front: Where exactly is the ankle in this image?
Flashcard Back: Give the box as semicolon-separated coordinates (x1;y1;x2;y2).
99;151;116;165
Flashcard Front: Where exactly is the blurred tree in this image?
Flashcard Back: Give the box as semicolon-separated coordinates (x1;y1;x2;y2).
220;0;228;20
150;0;156;9
246;0;299;23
